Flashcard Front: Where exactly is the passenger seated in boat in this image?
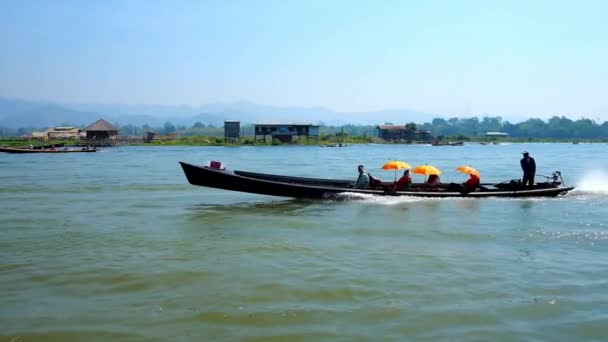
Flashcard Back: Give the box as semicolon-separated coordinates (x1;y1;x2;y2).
426;174;441;188
354;165;370;188
462;174;480;192
384;170;412;194
396;170;412;189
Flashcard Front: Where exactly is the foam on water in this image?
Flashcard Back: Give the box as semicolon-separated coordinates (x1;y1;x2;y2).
529;230;608;244
330;192;470;205
329;192;425;204
573;169;608;195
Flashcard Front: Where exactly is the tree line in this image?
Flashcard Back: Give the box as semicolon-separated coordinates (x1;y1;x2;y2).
415;116;608;139
323;116;608;139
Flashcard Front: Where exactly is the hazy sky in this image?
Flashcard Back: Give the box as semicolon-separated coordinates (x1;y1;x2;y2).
1;0;607;119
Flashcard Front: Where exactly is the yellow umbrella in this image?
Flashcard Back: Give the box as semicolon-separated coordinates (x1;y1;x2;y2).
456;165;480;177
412;164;442;176
381;160;411;181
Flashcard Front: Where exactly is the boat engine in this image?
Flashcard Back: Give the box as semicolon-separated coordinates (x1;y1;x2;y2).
551;171;565;186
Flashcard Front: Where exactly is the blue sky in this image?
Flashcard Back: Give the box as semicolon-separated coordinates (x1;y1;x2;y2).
1;0;607;119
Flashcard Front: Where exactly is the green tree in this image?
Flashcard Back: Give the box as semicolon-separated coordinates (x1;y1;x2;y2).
479;116;503;133
192;121;205;129
163;122;176;134
404;122;417;142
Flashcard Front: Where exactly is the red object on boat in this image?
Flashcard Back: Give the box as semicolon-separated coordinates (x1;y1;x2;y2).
210;161;223;169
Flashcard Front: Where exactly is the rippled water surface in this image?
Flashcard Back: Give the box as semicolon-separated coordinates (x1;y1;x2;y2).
1;143;608;341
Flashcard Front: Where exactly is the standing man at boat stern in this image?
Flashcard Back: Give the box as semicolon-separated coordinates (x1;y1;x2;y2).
355;165;370;188
520;151;536;187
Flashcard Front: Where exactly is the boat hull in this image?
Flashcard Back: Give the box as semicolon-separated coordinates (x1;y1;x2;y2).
0;147;96;153
179;162;574;199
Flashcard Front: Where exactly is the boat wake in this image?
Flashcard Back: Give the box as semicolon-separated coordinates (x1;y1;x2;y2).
571;169;608;197
330;192;419;204
329;192;465;205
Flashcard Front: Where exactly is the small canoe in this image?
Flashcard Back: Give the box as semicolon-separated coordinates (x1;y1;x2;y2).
179;162;574;199
0;147;96;153
432;141;464;146
15;143;65;150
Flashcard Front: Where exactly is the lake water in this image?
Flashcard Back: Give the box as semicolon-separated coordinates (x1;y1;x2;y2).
1;143;608;341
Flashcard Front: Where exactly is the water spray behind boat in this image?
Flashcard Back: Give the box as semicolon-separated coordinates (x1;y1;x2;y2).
575;169;608;194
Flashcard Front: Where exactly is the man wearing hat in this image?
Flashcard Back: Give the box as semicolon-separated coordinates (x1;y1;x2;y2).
520;151;536;187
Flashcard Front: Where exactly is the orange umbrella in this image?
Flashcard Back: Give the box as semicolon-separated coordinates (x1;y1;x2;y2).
381;160;411;170
411;164;442;176
456;165;480;177
381;160;411;181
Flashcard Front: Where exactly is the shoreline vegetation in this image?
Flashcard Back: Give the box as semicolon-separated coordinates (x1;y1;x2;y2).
1;135;606;148
2;115;608;147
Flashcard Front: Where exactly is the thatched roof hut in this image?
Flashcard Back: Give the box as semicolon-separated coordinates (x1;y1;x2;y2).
85;119;118;140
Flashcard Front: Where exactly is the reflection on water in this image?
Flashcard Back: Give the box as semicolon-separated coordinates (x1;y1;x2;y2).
188;198;332;218
454;198;480;213
519;200;536;209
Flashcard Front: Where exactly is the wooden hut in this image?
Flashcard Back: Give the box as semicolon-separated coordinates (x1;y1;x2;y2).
85;119;118;140
254;123;319;143
224;120;240;142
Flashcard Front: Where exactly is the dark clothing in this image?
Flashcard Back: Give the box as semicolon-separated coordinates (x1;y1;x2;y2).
520;156;536;186
426;175;440;188
520;156;536;174
522;172;535;187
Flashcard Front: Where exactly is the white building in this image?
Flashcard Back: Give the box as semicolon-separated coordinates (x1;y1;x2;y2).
46;127;85;139
484;132;509;137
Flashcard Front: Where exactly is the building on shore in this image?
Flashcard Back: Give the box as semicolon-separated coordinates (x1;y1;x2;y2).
376;125;432;142
85;119;118;140
224;120;240;142
254;123;319;143
485;131;509;138
46;127;85;139
31;131;48;139
144;131;156;143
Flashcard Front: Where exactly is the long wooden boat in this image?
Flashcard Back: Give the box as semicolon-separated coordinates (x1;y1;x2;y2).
179;162;574;199
0;147;96;153
15;143;65;150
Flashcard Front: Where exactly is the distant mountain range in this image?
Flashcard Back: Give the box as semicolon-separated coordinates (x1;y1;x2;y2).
0;96;437;129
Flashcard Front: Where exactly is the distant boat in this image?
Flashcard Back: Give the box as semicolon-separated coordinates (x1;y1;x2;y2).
432;141;464;146
321;143;349;147
0;147;96;154
15;143;65;150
